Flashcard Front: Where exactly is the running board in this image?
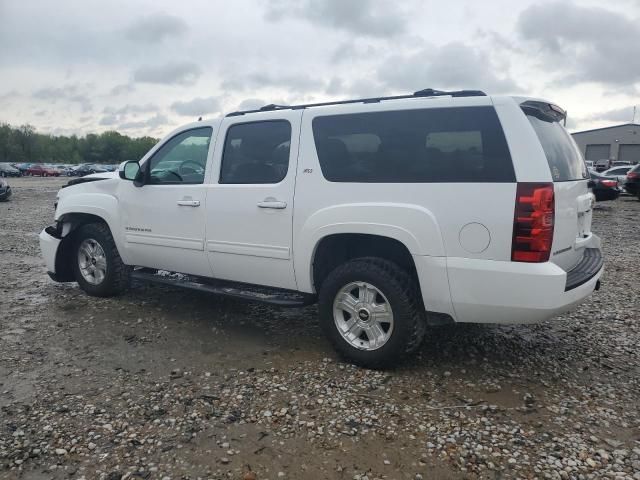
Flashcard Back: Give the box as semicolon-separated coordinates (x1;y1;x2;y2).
130;270;316;307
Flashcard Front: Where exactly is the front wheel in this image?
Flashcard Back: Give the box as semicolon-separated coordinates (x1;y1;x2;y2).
318;257;426;369
72;223;130;297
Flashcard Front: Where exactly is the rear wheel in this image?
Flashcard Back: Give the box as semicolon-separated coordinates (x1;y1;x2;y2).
318;257;426;369
72;223;130;297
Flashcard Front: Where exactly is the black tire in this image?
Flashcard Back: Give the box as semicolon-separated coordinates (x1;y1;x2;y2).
318;257;426;369
72;223;130;297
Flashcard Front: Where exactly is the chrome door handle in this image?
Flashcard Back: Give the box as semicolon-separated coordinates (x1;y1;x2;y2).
177;200;200;207
257;198;287;209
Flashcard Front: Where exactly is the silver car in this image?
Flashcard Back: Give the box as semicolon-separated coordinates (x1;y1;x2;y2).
603;166;633;188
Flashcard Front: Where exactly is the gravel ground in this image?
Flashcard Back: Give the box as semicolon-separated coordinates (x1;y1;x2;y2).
1;176;639;480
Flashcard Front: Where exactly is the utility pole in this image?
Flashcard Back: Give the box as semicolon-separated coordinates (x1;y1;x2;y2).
633;106;637;124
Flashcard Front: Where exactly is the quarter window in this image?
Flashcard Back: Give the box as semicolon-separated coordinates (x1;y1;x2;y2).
526;115;588;181
148;127;212;184
220;121;291;184
312;107;514;183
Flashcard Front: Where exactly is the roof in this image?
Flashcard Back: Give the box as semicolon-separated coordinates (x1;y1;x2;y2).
571;123;640;136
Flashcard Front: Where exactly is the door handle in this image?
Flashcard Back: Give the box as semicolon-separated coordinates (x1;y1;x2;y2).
257;198;287;209
177;200;200;207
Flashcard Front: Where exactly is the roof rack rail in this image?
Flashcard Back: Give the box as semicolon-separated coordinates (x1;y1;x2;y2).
226;88;486;117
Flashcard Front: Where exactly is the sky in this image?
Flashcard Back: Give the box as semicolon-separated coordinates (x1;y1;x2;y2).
1;0;639;138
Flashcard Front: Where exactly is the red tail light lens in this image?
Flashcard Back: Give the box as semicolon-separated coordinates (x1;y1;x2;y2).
512;183;555;263
601;179;617;188
627;172;639;179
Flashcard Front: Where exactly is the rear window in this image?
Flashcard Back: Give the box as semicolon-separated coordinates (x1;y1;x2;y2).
312;106;514;183
526;115;588;181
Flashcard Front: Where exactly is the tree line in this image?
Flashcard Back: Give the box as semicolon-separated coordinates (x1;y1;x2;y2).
0;123;158;165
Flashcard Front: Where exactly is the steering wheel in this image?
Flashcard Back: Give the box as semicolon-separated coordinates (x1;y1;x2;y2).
179;160;203;176
164;170;183;181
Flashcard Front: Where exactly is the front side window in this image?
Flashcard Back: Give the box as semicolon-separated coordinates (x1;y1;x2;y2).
312;107;514;183
220;121;291;184
148;127;212;184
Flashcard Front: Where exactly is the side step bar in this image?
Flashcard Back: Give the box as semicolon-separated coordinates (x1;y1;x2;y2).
131;270;316;308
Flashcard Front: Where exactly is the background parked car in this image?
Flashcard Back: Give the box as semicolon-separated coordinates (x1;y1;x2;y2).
624;164;640;198
72;164;99;177
25;164;60;176
594;159;611;172
603;166;633;189
56;166;75;176
589;171;620;201
0;162;22;177
13;163;32;174
0;178;12;201
90;164;109;173
611;161;632;167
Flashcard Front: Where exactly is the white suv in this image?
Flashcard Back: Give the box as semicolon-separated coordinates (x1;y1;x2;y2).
40;89;603;368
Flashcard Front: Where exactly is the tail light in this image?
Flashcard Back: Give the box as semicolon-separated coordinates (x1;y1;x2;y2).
512;183;555;263
627;171;639;180
601;179;617;188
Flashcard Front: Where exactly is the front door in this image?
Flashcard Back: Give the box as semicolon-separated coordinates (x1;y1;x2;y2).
205;112;302;290
118;126;214;277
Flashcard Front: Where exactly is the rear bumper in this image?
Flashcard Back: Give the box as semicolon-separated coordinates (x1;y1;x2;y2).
565;248;603;291
39;227;62;276
446;242;603;324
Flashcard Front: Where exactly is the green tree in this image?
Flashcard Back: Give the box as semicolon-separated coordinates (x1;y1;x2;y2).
0;123;158;165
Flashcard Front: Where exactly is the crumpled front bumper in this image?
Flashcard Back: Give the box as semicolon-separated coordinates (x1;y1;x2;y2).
39;227;62;276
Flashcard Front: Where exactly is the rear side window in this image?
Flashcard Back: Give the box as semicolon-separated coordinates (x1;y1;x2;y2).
526;115;588;181
312;107;514;183
220;121;291;184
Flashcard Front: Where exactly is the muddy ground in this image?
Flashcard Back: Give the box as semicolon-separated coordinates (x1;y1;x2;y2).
0;176;639;480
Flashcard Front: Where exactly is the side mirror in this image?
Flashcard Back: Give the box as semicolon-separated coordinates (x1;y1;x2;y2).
119;161;143;186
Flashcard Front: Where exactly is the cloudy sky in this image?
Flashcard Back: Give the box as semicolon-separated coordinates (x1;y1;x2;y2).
1;0;639;138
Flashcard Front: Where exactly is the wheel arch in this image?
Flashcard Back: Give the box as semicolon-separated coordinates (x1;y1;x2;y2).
53;209;123;281
310;233;420;297
294;203;445;294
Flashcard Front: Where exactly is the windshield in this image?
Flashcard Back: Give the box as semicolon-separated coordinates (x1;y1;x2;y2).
526;115;588;182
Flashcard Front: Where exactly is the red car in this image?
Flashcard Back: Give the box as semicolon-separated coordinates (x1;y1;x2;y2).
25;164;60;177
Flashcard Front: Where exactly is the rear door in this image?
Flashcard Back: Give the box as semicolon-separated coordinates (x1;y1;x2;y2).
525;109;592;271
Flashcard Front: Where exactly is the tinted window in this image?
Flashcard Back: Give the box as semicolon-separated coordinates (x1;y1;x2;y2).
148;127;212;184
526;115;588;181
312;107;514;183
220;121;291;184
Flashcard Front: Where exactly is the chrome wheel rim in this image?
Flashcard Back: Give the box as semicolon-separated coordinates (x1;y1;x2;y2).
77;238;107;285
333;281;394;351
